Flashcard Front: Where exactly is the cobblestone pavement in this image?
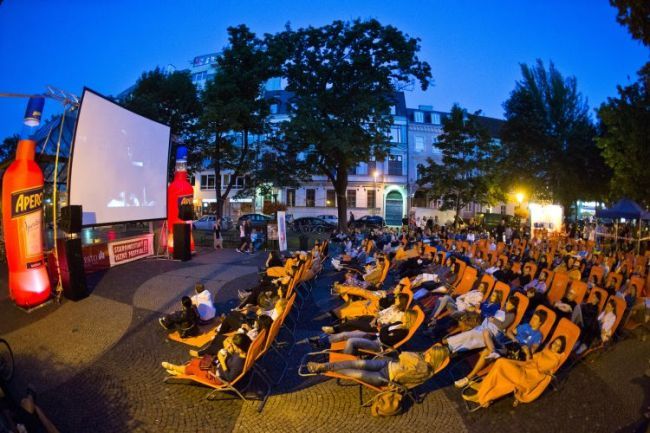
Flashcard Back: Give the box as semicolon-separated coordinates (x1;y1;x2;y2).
0;248;648;433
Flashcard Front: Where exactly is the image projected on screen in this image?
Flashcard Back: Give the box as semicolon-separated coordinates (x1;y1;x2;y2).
69;89;170;226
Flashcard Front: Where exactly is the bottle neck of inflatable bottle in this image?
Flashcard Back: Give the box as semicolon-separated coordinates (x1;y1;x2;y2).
173;157;188;182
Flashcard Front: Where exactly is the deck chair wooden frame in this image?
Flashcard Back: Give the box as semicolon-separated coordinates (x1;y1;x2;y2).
569;296;626;366
329;305;426;358
463;318;580;412
298;343;451;408
164;329;271;412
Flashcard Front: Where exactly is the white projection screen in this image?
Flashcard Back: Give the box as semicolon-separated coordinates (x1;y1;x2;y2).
69;89;170;226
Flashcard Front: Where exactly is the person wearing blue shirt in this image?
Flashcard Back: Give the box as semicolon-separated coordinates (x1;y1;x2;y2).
480;291;503;319
501;310;547;359
453;309;547;389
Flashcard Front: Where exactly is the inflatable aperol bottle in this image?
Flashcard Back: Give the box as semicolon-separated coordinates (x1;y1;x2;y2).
2;139;51;307
167;147;195;254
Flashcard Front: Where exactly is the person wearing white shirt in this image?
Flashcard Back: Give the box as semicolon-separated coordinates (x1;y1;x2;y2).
190;283;216;322
598;299;617;342
429;281;490;322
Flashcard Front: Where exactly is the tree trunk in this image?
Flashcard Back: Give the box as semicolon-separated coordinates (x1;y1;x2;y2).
214;136;223;218
335;169;349;233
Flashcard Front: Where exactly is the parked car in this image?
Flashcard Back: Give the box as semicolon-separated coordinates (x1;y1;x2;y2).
349;215;386;230
292;217;336;233
192;215;233;231
317;214;339;226
237;213;272;229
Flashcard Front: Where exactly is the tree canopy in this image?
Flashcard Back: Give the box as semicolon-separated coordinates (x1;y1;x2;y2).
197;24;276;217
597;64;650;206
267;19;432;230
499;60;609;209
610;0;650;46
417;104;501;220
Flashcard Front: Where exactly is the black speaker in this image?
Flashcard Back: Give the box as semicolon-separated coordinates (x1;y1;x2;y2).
173;223;191;261
178;203;194;221
57;238;88;300
60;205;82;233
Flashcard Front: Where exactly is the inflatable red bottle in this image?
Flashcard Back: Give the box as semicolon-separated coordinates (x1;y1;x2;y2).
167;146;194;254
2;139;51;307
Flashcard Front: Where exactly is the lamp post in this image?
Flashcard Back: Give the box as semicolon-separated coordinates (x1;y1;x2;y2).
373;170;379;216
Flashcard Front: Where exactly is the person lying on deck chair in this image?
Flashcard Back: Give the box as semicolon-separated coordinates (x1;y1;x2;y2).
330;277;410;321
162;333;252;383
306;344;450;388
323;293;410;336
307;307;418;355
427;281;490;325
461;336;567;407
442;294;517;354
190;314;273;358
574;298;617;355
453;309;547;388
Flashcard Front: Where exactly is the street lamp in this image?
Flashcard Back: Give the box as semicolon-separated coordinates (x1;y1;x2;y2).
373;170;379;215
516;192;524;204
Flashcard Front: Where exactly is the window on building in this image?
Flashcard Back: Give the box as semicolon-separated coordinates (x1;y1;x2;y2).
501;205;506;215
306;189;316;207
389;105;396;115
270;104;278;114
367;190;376;209
286;189;296;207
414;111;424;123
388;155;403;176
390;126;401;143
189;175;196;186
414;136;424;152
234;176;245;189
431;113;441;124
348;165;357;176
326;190;336;207
222;174;231;187
200;174;215;190
413;190;428;208
347;190;357;208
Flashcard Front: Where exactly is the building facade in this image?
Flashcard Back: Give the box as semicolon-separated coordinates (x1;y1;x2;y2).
182;53;517;225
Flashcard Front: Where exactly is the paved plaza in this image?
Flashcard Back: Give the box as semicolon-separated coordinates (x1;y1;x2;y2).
0;249;649;433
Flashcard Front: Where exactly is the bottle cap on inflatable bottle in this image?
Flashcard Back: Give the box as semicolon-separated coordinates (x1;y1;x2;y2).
176;146;188;162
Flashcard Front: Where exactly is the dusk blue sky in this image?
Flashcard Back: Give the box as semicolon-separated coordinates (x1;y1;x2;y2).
0;0;647;139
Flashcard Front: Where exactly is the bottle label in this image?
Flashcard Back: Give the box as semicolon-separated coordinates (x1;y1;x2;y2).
11;186;44;218
23;211;43;258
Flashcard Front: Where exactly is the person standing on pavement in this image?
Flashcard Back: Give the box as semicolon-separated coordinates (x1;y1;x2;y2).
213;217;222;249
237;220;248;253
244;219;253;253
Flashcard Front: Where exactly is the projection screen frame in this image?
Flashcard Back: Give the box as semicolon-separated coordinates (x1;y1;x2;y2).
67;87;172;228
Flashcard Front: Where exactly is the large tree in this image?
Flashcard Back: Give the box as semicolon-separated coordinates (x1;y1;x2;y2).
267;19;431;231
499;60;609;210
121;67;201;177
197;25;275;217
0;134;19;163
610;0;650;46
597;64;650;206
418;104;501;222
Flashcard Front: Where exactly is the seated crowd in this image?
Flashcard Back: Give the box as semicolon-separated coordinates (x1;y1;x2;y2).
310;222;648;410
